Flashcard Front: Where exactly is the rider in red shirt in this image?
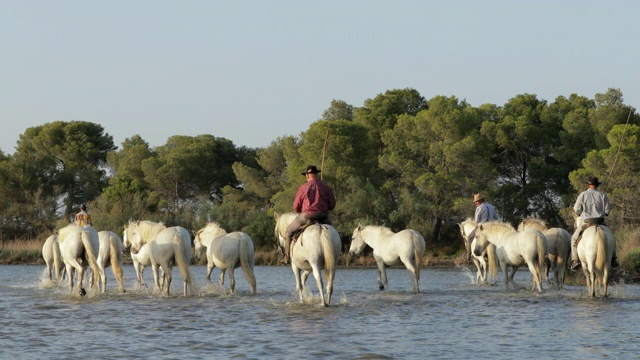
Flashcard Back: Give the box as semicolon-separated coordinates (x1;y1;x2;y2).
282;165;336;264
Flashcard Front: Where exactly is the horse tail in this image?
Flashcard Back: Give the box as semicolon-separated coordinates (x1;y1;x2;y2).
595;227;607;272
109;234;125;292
239;234;257;294
536;232;548;274
320;226;338;282
81;231;100;287
412;230;425;281
173;231;194;294
52;237;62;281
486;243;498;283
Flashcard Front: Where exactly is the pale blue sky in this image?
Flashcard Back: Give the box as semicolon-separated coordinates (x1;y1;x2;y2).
1;1;638;154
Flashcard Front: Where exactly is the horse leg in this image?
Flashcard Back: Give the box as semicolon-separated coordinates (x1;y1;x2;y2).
310;264;327;306
526;261;542;293
46;264;52;281
151;264;161;292
603;268;609;298
501;263;509;291
473;257;483;284
99;261;107;293
301;270;311;288
293;266;304;303
377;260;388;290
401;257;420;293
163;264;173;296
77;266;87;296
219;269;226;286
137;264;147;287
206;262;214;283
228;269;236;294
67;265;75;293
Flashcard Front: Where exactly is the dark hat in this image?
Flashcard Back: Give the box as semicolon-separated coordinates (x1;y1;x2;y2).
301;165;321;176
80;204;87;210
586;176;601;186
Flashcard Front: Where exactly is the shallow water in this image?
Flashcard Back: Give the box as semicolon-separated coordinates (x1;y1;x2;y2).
1;264;638;359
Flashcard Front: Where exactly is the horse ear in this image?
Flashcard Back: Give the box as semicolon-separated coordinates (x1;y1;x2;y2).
274;212;279;221
54;229;58;235
479;224;484;231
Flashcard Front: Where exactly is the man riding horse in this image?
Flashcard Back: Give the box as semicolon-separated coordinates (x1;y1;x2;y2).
570;176;618;270
281;165;336;264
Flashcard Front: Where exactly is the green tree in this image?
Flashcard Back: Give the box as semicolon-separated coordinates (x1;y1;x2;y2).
322;99;354;121
570;124;640;230
353;88;428;154
142;135;243;222
13;121;115;220
380;96;494;241
480;94;555;224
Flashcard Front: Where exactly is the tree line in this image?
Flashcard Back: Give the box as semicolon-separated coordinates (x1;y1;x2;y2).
1;87;638;256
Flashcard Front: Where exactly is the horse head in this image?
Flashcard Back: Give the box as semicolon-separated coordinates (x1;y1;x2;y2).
472;224;490;257
349;224;367;256
193;231;206;261
459;219;476;260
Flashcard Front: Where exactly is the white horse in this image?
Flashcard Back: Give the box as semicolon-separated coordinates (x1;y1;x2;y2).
42;234;65;281
193;222;257;294
125;220;194;296
96;231;126;293
274;212;341;307
57;224;100;296
459;219;498;285
350;224;425;293
574;215;616;297
123;224;156;287
473;221;547;293
518;218;571;289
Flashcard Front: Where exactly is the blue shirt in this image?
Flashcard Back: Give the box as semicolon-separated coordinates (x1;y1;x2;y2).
574;188;610;220
474;202;497;224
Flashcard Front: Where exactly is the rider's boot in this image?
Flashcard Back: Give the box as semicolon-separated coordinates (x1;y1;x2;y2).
280;235;291;264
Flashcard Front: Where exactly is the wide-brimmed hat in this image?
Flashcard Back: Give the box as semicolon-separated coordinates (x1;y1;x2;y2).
301;165;321;176
587;176;601;186
473;193;484;202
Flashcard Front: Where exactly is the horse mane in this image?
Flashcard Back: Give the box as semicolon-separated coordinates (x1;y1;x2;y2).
519;217;547;231
275;212;297;236
461;218;477;227
478;221;515;234
135;220;167;241
361;225;395;237
199;222;228;237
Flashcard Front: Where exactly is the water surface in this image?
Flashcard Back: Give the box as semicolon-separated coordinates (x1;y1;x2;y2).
1;265;637;359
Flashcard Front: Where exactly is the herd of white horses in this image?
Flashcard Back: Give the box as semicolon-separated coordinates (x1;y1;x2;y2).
41;211;616;306
461;215;616;297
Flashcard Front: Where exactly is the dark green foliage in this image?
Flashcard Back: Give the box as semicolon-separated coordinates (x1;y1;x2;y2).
2;88;640;268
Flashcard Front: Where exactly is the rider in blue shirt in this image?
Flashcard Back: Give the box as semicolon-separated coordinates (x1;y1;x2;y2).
466;193;497;247
570;176;618;270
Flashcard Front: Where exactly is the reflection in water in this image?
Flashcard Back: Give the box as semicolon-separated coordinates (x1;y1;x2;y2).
0;265;639;359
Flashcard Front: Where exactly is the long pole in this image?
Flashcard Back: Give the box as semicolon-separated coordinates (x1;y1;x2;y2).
320;130;329;180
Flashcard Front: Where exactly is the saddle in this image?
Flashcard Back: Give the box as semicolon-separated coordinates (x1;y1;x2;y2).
290;221;318;247
575;223;606;246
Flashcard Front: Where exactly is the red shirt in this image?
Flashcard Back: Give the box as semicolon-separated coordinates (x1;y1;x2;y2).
293;179;336;214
